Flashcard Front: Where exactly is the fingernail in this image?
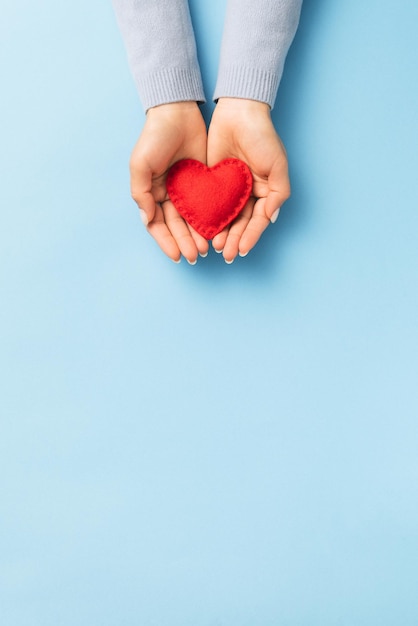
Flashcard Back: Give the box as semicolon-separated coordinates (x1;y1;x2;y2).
225;258;234;265
173;258;181;264
139;209;148;226
199;251;209;258
187;259;197;266
213;248;223;254
270;208;280;224
239;251;249;258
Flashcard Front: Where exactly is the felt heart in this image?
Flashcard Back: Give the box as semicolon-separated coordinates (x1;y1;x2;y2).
166;158;253;240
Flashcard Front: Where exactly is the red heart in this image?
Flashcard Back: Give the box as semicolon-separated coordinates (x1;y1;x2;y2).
166;158;253;240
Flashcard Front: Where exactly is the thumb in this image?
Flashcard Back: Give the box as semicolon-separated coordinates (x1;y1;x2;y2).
130;166;157;226
264;191;285;224
135;191;156;226
264;167;291;223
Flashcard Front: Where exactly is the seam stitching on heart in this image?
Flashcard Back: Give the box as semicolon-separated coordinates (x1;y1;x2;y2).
167;159;252;239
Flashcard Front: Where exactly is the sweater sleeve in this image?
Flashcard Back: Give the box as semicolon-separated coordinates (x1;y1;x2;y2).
213;0;302;109
112;0;206;111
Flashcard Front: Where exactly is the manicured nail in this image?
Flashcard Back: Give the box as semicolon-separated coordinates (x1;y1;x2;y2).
213;248;223;254
199;251;209;258
173;258;181;264
139;209;148;226
187;258;197;265
270;208;280;224
225;258;234;265
239;251;249;258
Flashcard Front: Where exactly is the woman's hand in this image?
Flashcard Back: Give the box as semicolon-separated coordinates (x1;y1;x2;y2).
207;98;291;262
130;101;209;263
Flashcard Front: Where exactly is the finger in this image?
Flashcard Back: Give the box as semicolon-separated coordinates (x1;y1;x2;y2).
264;190;288;222
163;201;199;265
188;225;210;257
238;197;271;255
130;158;157;225
222;199;254;262
146;203;181;262
264;164;291;220
212;227;229;253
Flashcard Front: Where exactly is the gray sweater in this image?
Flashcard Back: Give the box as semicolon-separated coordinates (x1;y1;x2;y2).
112;0;302;111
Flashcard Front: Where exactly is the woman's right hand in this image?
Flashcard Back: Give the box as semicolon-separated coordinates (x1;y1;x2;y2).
130;101;209;264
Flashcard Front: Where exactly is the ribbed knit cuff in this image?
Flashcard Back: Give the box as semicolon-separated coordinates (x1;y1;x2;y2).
213;65;283;109
135;67;206;112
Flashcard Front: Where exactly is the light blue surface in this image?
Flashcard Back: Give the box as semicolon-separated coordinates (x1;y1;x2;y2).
1;0;418;624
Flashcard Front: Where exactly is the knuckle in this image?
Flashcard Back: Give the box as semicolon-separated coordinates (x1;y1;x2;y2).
131;189;141;205
129;150;144;172
281;183;291;202
129;156;140;173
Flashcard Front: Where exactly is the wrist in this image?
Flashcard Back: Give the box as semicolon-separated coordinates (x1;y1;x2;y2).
147;101;200;118
215;97;270;115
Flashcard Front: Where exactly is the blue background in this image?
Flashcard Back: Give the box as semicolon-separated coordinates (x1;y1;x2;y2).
1;0;418;624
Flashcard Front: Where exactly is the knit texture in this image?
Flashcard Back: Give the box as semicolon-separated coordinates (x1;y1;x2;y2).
214;0;303;108
112;0;205;111
112;0;302;110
